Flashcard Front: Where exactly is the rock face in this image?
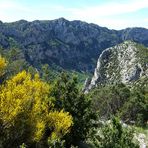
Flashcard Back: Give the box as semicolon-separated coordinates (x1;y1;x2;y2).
135;133;147;148
84;41;148;92
0;18;148;73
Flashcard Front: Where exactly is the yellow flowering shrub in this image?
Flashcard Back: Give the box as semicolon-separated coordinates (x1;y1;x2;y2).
48;110;73;141
0;71;50;123
0;70;73;146
33;120;46;141
0;56;7;76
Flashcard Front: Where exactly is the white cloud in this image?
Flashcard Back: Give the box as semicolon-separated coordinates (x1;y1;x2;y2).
0;0;31;12
0;0;33;22
91;18;148;30
71;0;148;18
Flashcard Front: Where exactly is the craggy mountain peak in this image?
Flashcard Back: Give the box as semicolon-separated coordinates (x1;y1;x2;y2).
0;18;148;73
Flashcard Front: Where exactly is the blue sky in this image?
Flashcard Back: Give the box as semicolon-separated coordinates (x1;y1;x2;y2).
0;0;148;29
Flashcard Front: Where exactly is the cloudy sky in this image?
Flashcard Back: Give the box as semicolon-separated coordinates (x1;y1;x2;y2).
0;0;148;29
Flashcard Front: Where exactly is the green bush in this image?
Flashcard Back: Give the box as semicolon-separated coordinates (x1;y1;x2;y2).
93;117;139;148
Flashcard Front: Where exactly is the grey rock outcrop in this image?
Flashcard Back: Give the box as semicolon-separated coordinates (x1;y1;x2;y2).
85;41;148;92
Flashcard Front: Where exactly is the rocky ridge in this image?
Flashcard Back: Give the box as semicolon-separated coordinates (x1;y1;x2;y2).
84;41;148;92
0;18;148;73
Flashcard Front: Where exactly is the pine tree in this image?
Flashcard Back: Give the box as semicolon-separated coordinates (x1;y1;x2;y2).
52;72;96;147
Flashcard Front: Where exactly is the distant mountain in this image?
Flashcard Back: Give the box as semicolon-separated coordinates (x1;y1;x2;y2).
0;18;148;73
84;41;148;92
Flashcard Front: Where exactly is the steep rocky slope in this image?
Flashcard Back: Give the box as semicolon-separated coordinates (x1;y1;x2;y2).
0;18;148;73
84;41;148;92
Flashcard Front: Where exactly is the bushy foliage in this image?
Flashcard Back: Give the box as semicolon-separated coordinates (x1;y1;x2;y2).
120;88;148;126
92;117;138;148
0;70;73;147
89;83;148;126
0;48;29;80
0;56;7;80
89;83;130;118
0;56;7;72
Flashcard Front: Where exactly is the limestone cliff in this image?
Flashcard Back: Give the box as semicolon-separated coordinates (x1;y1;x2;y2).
84;41;148;92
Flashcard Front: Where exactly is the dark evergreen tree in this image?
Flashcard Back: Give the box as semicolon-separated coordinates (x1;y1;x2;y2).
51;72;97;147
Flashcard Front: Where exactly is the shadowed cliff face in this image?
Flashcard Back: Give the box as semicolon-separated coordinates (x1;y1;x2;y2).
84;41;148;92
0;18;148;73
